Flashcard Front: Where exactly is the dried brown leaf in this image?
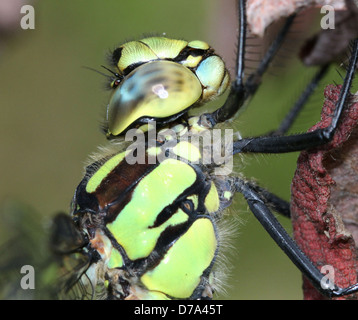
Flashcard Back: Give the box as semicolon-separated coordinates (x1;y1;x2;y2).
291;86;358;300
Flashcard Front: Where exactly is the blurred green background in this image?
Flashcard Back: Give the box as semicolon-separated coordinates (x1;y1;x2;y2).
0;0;348;300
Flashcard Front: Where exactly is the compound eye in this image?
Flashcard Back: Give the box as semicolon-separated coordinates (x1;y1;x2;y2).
106;60;202;137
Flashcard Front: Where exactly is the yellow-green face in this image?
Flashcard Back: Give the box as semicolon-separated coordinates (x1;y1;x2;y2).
105;37;230;137
72;143;223;300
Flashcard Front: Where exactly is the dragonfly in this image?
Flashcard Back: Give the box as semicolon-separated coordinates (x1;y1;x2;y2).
1;0;358;300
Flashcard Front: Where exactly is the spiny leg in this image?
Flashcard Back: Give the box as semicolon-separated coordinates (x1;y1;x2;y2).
233;39;358;154
242;181;291;218
268;64;329;137
233;177;358;298
243;14;296;101
203;0;296;126
207;0;246;125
